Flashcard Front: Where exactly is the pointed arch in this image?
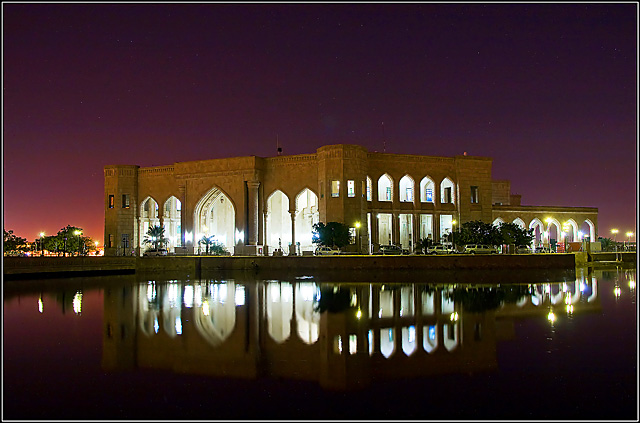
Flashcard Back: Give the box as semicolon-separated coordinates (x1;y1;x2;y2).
513;218;526;229
266;190;292;253
492;217;505;227
440;177;455;204
420;176;436;203
378;174;393;202
194;187;236;254
162;196;182;249
294;188;319;253
139;196;161;252
399;175;415;202
580;219;596;242
366;176;372;201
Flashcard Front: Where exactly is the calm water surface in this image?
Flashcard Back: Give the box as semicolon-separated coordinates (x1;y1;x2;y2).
3;266;637;420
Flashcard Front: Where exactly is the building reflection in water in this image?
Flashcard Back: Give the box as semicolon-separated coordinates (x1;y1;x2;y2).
101;269;605;390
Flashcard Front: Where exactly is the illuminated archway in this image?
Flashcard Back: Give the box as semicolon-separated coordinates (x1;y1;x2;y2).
580;219;596;242
378;174;393;202
440;177;455;204
419;176;435;203
139;196;160;252
399;175;415;202
266;190;292;254
492;217;505;227
162;196;182;250
513;218;525;229
294;188;319;254
194;187;236;254
529;218;544;247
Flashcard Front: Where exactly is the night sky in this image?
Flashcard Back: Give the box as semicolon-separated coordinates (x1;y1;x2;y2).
3;3;637;244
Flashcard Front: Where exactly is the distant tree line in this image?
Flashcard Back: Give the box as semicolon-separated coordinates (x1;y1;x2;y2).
3;226;99;257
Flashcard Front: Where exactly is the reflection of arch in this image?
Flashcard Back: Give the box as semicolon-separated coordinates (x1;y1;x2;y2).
422;291;435;315
378;174;393;202
162;196;182;249
266;282;293;343
402;326;417;356
440;177;455;204
380;328;395;358
294;189;319;253
295;282;320;344
419;176;435;203
162;282;182;337
399;175;415;202
138;282;160;337
443;323;459;351
194;187;236;253
266;190;291;253
423;325;438;353
194;282;237;347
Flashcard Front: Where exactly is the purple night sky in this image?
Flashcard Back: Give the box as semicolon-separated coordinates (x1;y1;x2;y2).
3;3;637;243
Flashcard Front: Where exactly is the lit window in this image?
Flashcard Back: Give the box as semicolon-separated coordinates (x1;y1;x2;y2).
426;188;433;202
386;187;391;201
471;186;479;204
122;194;130;209
331;180;340;198
366;178;372;201
108;195;114;209
348;180;355;197
406;187;413;202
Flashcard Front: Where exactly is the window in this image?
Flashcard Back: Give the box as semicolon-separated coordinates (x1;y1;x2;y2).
366;178;372;201
386;187;392;201
122;194;130;209
471;186;479;204
425;188;433;202
406;187;413;202
108;195;114;209
348;180;355;197
443;187;452;203
108;234;114;248
331;180;340;198
121;233;130;249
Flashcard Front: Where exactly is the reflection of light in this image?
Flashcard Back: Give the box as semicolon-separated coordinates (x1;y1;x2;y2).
580;282;586;292
154;317;159;333
450;312;459;322
629;280;636;290
429;326;436;340
547;310;556;323
202;300;210;316
356;309;362;319
38;297;44;313
175;317;182;335
183;285;194;308
235;285;245;306
408;325;415;343
349;334;357;354
73;291;83;314
614;286;622;298
566;304;574;314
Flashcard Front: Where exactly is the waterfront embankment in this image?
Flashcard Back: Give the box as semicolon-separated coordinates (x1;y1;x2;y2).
4;252;635;281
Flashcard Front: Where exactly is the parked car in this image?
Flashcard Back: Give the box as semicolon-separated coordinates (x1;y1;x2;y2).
374;245;405;255
143;248;168;256
315;246;341;255
426;245;454;255
515;245;532;254
463;244;497;254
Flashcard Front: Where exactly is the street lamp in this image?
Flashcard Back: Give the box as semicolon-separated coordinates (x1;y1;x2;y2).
611;229;619;252
626;232;634;250
94;240;100;256
74;230;82;256
39;232;45;256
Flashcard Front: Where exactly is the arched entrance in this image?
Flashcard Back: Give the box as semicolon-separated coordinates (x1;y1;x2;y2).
294;188;319;254
266;190;292;254
194;187;236;254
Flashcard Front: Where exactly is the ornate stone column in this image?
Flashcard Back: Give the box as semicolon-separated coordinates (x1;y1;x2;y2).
289;209;297;255
247;181;260;246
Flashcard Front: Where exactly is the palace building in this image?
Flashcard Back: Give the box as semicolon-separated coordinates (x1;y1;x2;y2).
103;144;598;256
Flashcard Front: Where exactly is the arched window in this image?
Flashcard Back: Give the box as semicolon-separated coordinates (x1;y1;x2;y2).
378;174;393;202
440;177;455;204
399;175;415;202
419;177;435;203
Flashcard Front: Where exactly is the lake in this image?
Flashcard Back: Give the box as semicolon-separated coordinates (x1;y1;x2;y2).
3;265;637;420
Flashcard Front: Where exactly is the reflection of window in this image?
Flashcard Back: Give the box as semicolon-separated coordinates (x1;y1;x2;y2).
122;194;130;209
471;186;479;204
348;180;355;197
331;181;340;198
426;188;433;202
428;325;436;340
108;195;114;208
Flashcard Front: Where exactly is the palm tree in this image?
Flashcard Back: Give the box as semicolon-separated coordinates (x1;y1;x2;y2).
143;225;168;250
199;235;213;255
